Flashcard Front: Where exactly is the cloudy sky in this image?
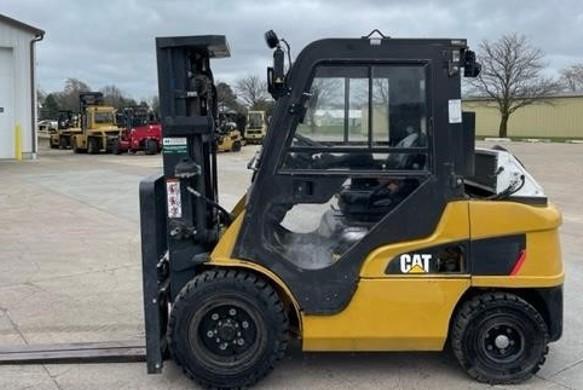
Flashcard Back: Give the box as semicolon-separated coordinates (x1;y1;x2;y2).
3;0;583;101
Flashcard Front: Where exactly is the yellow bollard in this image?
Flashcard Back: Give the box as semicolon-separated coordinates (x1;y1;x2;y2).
14;124;22;160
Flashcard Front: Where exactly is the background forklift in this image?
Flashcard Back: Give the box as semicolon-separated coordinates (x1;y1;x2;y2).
71;92;121;154
245;110;267;143
114;106;162;155
216;110;244;152
49;110;81;149
0;31;563;390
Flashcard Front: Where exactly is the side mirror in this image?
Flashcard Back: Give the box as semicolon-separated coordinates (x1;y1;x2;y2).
265;30;280;49
266;30;287;99
463;50;481;78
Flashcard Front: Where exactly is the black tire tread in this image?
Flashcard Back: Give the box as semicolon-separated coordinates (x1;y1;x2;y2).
145;139;158;155
451;292;549;385
168;269;289;389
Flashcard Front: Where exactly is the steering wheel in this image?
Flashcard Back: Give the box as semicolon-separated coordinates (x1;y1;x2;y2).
293;133;322;148
386;132;422;169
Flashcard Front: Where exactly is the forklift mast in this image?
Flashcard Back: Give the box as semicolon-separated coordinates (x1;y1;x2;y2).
79;92;104;111
156;36;230;294
139;35;230;373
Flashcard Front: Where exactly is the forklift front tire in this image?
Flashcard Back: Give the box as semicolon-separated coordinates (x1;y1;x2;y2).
451;292;549;385
232;140;242;152
169;269;289;389
145;139;158;155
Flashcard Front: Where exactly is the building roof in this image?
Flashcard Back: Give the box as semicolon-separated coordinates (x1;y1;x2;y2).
0;13;44;36
464;91;583;101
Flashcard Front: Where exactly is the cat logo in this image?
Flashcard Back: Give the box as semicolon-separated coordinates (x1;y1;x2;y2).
400;253;431;273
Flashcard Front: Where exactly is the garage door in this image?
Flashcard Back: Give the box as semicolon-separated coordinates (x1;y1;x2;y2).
0;47;15;159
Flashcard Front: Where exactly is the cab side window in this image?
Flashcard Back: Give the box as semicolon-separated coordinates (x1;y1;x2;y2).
263;64;432;271
282;64;429;172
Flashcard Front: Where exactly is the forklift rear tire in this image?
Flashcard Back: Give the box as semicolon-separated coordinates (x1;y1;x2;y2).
145;139;158;155
87;138;99;154
72;139;81;153
232;140;242;152
169;269;289;389
451;292;549;385
112;141;122;155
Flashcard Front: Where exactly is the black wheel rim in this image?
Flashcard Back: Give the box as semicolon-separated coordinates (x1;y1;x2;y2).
477;315;526;365
188;298;264;371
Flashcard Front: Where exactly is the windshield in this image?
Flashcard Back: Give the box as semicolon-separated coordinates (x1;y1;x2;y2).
94;112;114;124
247;113;264;129
294;65;428;148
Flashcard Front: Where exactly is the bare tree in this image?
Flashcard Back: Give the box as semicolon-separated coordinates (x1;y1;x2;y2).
471;34;559;138
101;85;136;109
306;78;342;132
56;78;91;111
235;75;269;110
560;64;583;92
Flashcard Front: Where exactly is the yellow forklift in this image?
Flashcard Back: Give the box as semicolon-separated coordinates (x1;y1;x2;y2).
245;110;267;144
49;110;81;149
0;32;563;389
217;110;243;152
136;32;563;388
71;92;121;154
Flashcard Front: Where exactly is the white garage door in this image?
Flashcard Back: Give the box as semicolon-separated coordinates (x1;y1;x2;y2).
0;47;15;159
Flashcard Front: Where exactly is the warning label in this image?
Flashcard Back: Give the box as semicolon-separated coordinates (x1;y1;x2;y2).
163;137;188;154
166;179;182;218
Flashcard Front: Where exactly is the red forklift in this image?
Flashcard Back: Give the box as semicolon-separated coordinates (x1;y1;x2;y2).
114;106;162;155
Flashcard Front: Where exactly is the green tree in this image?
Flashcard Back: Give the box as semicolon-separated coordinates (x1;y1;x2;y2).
43;93;60;119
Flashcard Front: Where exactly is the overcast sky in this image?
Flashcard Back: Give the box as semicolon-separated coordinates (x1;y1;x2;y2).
3;0;583;101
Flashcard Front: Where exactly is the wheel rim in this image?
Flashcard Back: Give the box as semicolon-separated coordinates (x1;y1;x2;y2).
188;298;264;371
477;316;526;365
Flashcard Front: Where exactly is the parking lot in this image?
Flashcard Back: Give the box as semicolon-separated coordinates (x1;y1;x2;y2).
0;140;582;389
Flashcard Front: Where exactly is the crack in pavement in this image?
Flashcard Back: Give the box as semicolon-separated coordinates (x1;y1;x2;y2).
0;263;140;291
3;311;64;390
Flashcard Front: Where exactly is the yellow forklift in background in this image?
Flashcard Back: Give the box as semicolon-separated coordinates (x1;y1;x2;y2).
217;110;243;152
71;92;121;154
49;110;81;149
245;110;267;143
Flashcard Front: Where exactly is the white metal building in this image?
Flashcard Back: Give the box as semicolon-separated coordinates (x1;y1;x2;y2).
0;13;44;160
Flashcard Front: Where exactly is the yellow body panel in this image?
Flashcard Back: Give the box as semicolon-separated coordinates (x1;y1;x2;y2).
205;197;563;352
302;278;469;351
469;200;561;239
209;210;302;326
360;201;470;277
469;201;564;287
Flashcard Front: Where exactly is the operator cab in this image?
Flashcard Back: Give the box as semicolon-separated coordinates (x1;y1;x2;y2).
237;30;481;310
